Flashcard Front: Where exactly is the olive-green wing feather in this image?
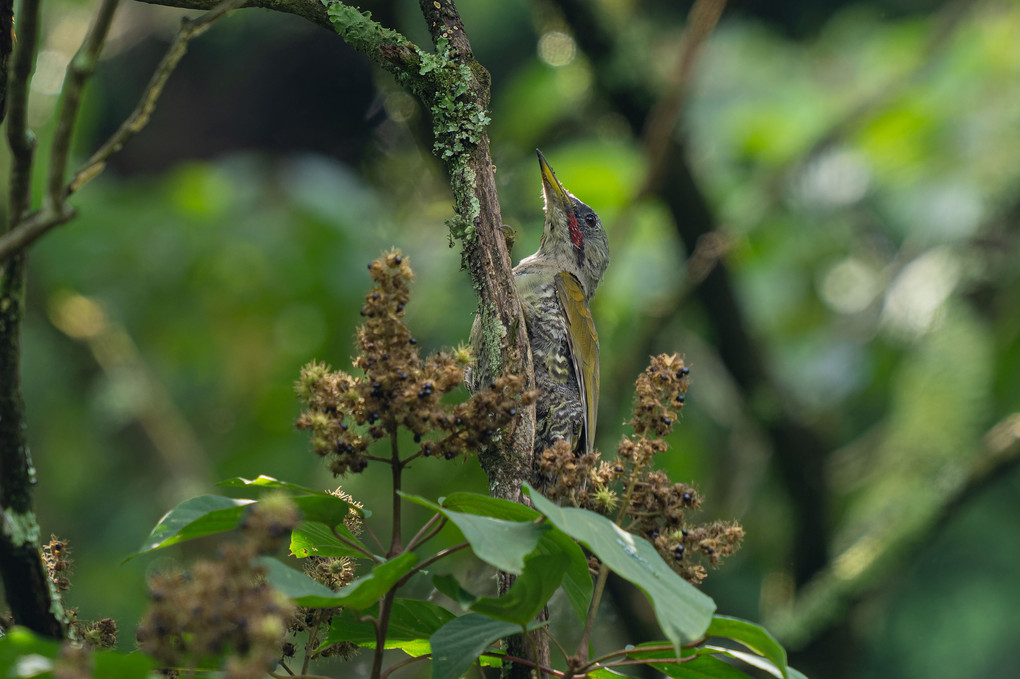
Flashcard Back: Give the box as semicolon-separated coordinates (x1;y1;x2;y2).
555;272;599;454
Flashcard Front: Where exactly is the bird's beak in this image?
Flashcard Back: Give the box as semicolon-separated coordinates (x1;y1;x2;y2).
537;149;573;217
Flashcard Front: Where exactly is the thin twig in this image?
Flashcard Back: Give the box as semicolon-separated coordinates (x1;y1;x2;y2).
567;563;608;674
0;0;248;264
330;525;383;563
389;430;403;556
67;0;247;197
371;588;398;679
47;0;121;210
641;0;727;196
395;542;469;589
379;652;430;679
300;610;324;675
405;513;444;551
361;521;387;553
480;653;564;678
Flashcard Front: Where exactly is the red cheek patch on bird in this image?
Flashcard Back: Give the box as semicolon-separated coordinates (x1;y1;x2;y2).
568;213;584;250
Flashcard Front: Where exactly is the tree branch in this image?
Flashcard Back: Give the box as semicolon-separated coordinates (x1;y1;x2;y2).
0;0;248;264
556;0;832;584
134;0;331;30
0;0;67;639
0;1;13;124
766;412;1020;648
47;0;121;210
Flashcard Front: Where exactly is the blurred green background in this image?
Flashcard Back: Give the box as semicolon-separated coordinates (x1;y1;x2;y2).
4;0;1020;677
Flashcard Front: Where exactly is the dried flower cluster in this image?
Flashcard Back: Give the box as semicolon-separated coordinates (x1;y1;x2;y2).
538;354;743;584
136;498;299;677
296;249;533;473
37;535;120;651
287;488;360;662
42;534;72;592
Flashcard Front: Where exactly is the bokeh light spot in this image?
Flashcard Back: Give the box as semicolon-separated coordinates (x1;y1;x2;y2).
538;31;576;67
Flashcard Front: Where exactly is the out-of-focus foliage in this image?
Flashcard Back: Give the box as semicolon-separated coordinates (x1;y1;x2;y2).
5;0;1019;677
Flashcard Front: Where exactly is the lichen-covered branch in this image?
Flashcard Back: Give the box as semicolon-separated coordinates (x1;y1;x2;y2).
0;0;67;639
319;1;535;504
321;2;539;674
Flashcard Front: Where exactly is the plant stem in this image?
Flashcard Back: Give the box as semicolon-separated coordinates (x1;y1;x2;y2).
371;588;398;679
480;653;564;678
329;525;383;563
395;542;469;589
370;428;406;679
566;563;610;677
389;430;402;556
564;452;651;674
405;513;443;551
301;613;322;675
379;652;429;679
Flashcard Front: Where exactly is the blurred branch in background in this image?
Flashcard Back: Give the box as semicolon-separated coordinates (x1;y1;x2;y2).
778;0;975;183
554;0;832;586
47;292;214;500
641;0;727;195
769;412;1020;647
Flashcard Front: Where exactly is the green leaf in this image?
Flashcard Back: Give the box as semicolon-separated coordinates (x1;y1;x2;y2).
292;494;356;528
258;553;419;609
432;573;478;608
656;654;753;678
321;599;455;654
533;527;592;623
93;651;157;678
446;512;547;575
429;614;544;679
439;492;593;621
705;615;788;679
128;495;253;560
216;475;322;495
0;628;154;678
0;626;60;675
525;484;715;651
258;555;340;607
218;476;368;517
290;521;372;560
441;492;539;521
401;493;548;574
470;552;568;627
700;646;785;678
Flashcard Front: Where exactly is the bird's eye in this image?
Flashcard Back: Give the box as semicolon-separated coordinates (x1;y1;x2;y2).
584;214;598;226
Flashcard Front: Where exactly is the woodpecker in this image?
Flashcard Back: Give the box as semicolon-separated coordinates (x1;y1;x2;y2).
471;150;608;458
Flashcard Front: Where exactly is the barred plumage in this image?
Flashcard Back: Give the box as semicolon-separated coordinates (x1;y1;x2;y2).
469;151;609;465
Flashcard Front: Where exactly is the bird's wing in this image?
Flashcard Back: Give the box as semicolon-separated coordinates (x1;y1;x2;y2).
555;272;599;454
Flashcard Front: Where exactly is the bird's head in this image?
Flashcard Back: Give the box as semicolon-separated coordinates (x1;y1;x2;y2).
536;149;609;298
